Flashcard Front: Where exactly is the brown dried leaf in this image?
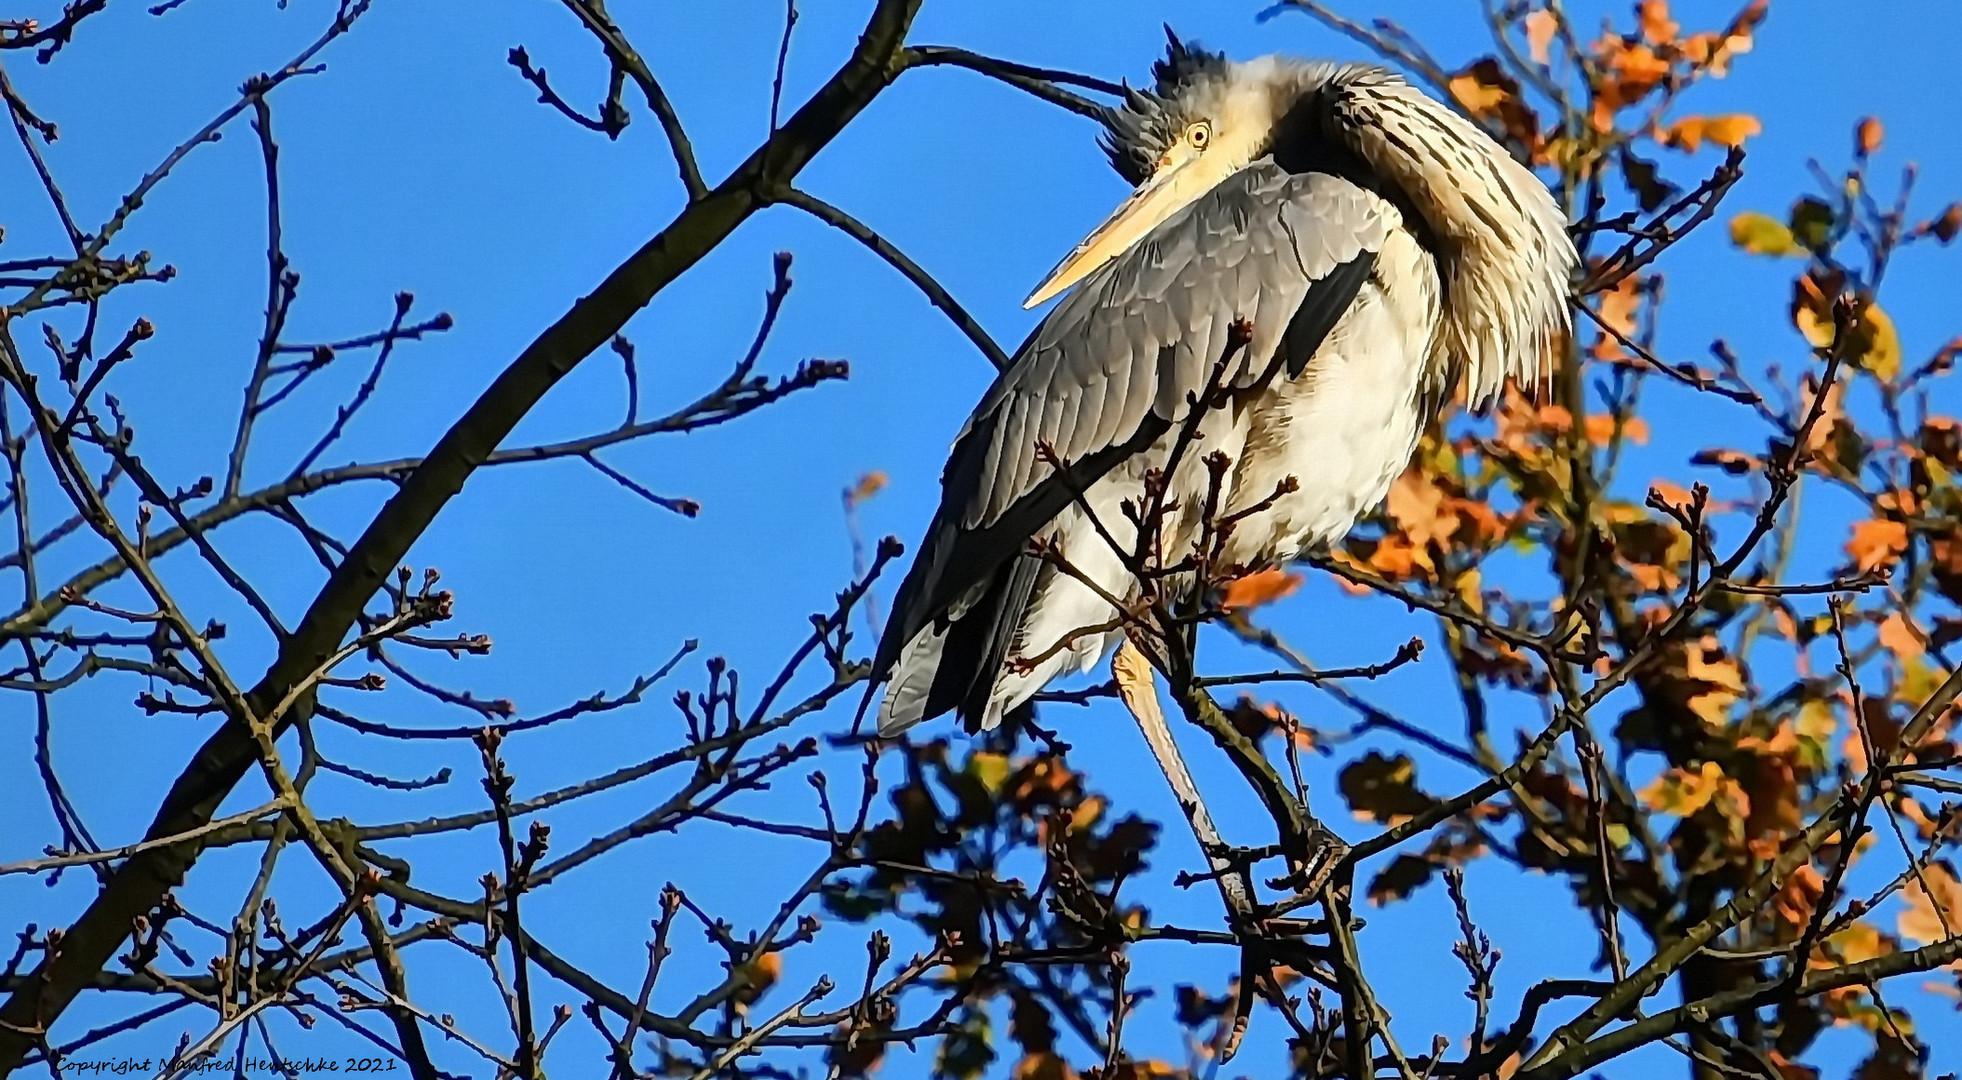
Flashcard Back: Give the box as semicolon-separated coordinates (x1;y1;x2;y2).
1932;203;1962;244
1366;854;1434;906
1339;751;1437;825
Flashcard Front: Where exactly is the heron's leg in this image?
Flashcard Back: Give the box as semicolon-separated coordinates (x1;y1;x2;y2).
1110;638;1255;919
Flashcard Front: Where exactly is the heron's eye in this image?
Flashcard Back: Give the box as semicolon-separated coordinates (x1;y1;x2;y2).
1186;122;1211;149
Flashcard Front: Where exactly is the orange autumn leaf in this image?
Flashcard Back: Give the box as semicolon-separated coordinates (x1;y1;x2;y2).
1774;862;1825;928
1386;469;1462;567
1638;0;1679;44
1015;1053;1077;1080
1221;568;1301;612
1449;69;1509;114
1649;479;1696;509
1679;0;1765;76
1602;39;1671;85
1363;534;1423;581
1856;116;1884;156
1587;273;1643;359
1662;113;1762;152
1847;519;1909;573
1589;39;1670;129
847;470;888;504
731;949;782;1011
1878;613;1925;660
1446;59;1541;152
1899;862;1962;944
1586;414;1649;445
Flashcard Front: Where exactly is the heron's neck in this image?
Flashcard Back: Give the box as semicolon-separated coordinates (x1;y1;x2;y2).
1317;65;1576;408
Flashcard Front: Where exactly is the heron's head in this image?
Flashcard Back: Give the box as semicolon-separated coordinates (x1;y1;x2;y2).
1026;32;1332;308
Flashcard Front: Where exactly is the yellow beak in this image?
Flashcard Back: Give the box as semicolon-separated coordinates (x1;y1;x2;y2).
1023;158;1209;309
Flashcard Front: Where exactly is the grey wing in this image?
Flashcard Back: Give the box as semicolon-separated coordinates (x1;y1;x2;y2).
872;163;1392;726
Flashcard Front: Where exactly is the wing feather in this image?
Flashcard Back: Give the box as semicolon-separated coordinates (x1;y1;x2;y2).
875;162;1394;695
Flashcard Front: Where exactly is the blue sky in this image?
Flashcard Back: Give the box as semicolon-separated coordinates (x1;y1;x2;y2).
3;0;1961;1076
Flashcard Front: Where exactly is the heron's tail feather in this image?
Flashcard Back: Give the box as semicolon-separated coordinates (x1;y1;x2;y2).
876;555;1040;737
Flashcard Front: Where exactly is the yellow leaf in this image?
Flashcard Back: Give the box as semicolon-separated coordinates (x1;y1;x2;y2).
1069;794;1106;833
1729;211;1799;256
1640;761;1725;815
1853;302;1902;381
1796;699;1839;747
1826;920;1894;965
1791;271;1839;349
967;751;1011;795
1902;657;1945;711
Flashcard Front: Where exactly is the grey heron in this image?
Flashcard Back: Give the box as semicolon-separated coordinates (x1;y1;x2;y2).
872;34;1576;738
